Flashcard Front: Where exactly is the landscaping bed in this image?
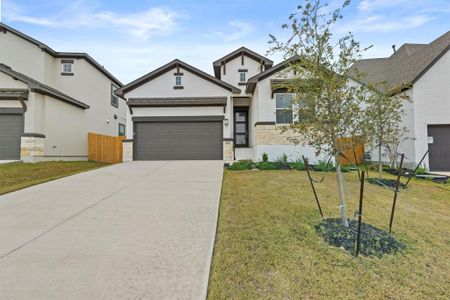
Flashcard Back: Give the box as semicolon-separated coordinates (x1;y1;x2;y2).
0;161;108;195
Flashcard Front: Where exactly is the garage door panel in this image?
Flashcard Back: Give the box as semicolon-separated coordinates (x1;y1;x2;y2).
427;125;450;171
134;121;222;160
0;113;24;160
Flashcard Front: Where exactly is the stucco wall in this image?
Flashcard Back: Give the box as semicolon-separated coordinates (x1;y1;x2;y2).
412;50;450;168
219;56;261;94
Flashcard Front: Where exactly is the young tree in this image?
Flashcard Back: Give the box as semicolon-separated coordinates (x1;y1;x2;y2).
363;82;410;178
269;0;370;227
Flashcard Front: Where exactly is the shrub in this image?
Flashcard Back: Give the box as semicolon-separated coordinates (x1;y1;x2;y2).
290;159;305;170
258;161;277;170
314;159;334;172
274;153;291;170
261;152;269;162
227;160;254;170
415;166;427;175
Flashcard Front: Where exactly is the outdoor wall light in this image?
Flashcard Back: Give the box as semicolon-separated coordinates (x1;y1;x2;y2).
224;119;229;125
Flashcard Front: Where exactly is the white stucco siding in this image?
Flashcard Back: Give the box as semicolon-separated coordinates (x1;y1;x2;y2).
412;49;450;168
220;56;262;93
0;30;46;81
0;71;28;89
126;66;234;98
53;59;127;138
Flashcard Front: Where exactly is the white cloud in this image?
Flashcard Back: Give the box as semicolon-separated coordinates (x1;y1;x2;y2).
203;20;253;42
358;0;409;12
339;14;434;33
3;1;185;41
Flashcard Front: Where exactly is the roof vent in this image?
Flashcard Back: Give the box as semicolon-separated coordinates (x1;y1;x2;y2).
392;44;396;54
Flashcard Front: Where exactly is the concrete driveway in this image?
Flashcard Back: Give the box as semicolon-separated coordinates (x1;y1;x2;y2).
0;161;223;299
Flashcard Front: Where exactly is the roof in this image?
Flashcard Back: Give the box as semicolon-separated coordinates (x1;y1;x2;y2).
352;31;450;91
0;63;90;109
0;23;123;87
116;59;241;96
213;47;274;79
245;56;300;94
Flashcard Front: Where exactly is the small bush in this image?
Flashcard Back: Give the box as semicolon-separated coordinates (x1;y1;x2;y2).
262;152;269;162
290;160;305;170
274;153;291;170
313;159;334;172
227;160;254;170
258;161;277;170
415;166;427;175
340;165;352;172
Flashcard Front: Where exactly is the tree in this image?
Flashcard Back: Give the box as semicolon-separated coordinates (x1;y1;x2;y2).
363;82;410;178
269;0;371;227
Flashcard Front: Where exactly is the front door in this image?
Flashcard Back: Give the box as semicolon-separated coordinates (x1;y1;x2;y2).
234;108;249;147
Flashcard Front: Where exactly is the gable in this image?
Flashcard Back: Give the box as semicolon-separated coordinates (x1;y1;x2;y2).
124;65;235;98
0;71;29;89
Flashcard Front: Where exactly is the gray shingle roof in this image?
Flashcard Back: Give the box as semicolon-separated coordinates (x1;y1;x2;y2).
0;63;90;109
352;31;450;91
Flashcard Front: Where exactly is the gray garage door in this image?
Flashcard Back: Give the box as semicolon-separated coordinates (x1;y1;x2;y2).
428;125;450;171
0;109;24;160
134;119;223;160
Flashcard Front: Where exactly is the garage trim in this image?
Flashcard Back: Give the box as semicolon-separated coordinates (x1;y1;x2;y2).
132;115;225;122
0;107;23;114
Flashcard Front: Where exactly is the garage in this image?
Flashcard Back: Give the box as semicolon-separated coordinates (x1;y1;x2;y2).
428;125;450;171
133;116;223;160
0;108;24;160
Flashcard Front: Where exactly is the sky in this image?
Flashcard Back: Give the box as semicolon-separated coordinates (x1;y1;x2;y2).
1;0;449;84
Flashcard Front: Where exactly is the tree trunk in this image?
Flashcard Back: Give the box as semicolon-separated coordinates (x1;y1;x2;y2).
335;157;349;227
378;144;383;179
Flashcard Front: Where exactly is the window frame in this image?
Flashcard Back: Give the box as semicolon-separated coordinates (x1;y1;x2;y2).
175;76;182;86
275;93;295;125
239;72;246;83
61;60;74;75
118;123;126;136
111;83;119;108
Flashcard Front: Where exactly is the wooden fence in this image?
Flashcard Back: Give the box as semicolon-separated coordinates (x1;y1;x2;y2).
88;132;125;163
337;137;365;166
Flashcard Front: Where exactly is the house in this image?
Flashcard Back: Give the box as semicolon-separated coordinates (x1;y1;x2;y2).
115;47;325;163
354;31;450;171
0;23;127;162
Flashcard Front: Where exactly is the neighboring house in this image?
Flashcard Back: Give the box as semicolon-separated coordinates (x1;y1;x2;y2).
115;47;326;163
354;31;450;171
0;23;127;162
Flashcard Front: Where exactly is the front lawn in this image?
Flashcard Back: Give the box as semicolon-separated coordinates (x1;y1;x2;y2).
208;170;450;299
0;161;108;195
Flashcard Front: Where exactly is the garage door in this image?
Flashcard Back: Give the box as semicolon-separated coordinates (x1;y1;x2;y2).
134;117;223;160
428;125;450;171
0;109;24;160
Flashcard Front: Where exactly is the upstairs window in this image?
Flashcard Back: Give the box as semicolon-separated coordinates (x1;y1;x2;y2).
61;60;74;75
111;84;119;107
275;93;294;124
175;76;182;86
239;72;246;83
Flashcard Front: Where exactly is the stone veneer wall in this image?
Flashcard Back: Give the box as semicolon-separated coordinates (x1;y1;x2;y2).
20;134;45;163
122;140;133;162
223;140;234;162
255;125;301;145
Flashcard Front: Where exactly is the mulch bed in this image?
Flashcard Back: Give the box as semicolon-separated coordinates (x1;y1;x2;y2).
315;218;405;257
367;178;407;189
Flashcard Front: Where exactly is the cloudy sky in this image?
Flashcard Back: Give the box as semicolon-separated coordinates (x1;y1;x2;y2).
1;0;449;84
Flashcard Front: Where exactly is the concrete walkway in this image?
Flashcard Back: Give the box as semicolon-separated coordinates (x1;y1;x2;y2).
0;161;223;299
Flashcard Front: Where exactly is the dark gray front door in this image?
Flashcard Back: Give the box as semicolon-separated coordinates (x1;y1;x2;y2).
428;125;450;171
134;121;223;160
234;108;249;147
0;110;24;160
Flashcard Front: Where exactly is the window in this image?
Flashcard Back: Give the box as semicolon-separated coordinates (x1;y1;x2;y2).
61;60;74;75
275;93;294;124
111;84;119;107
118;123;126;136
239;72;246;82
175;76;182;86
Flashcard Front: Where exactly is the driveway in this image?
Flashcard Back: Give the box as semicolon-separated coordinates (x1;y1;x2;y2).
0;161;223;299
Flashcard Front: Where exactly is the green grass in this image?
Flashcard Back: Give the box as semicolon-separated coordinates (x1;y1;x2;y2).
0;161;108;195
208;170;450;299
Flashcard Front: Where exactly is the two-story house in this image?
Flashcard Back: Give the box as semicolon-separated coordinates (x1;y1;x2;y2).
0;23;127;162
